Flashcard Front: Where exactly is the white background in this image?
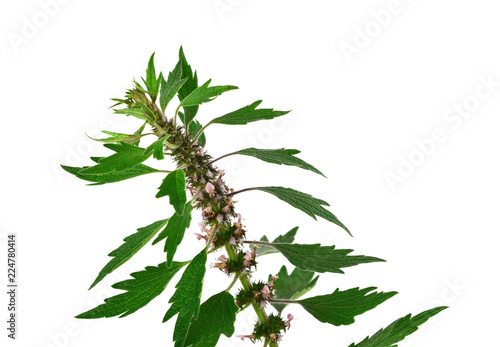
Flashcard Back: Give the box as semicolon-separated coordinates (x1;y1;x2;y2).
1;1;499;346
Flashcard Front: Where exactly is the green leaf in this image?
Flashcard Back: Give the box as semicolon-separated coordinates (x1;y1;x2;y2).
184;291;238;347
114;106;155;124
349;306;448;347
268;243;384;273
76;261;187;319
145;135;170;160
271;266;319;313
89;219;168;289
232;148;325;177
253;186;351;235
178;46;199;126
179;111;206;147
179;79;238;108
164;249;207;347
78;142;152;175
153;205;194;268
208;100;289;126
156;170;187;215
255;227;298;257
299;287;397;326
160;60;188;111
144;53;161;101
86;130;148;144
132;122;147;146
61;163;159;185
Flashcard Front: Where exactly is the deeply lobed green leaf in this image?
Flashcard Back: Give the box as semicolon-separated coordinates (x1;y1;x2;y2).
299;287;397;326
76;261;187;319
156;169;188;215
184;291;238;347
349;306;448;347
179;79;238;108
208;100;289;126
270;243;384;273
177;47;199;126
232;148;325;177
89;219;168;289
253;186;351;235
164;249;207;347
271;266;319;313
255;227;298;257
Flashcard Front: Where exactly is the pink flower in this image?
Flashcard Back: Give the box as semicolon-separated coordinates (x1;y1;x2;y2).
229;237;236;245
205;182;215;193
285;313;294;328
206;171;213;178
236;213;242;224
243;252;252;267
261;285;270;301
216;214;224;223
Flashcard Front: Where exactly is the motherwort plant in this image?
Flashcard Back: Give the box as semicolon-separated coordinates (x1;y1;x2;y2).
63;47;446;347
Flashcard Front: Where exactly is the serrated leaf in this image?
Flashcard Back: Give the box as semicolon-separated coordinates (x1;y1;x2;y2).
153;205;193;268
232;148;325;177
61;163;159;185
132;122;147;146
87;130;148;144
349;306;448;347
179;79;238;108
179;111;206;147
78;142;152;175
255;227;298;257
156;170;187;215
208;100;289;126
89;219;168;289
299;287;397;326
144;53;161;101
76;261;187;319
114;106;155;124
164;249;207;347
178;47;199;126
254;186;351;235
184;291;238;347
145;135;170;160
269;243;384;273
271;266;319;313
160;60;188;111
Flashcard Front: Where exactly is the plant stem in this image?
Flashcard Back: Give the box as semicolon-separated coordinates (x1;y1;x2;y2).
225;244;268;324
269;298;299;304
208;151;239;165
228;187;258;197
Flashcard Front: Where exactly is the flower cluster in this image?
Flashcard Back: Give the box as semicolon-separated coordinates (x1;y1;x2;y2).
237;313;294;344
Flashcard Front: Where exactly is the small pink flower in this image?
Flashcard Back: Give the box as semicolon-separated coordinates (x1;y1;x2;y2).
236;213;242;224
229;237;236;245
216;214;224;223
206;171;213;178
198;193;204;200
193;174;198;181
261;285;270;301
285;313;294;328
193;233;206;240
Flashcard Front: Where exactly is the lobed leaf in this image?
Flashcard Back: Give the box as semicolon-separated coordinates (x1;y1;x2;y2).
160;60;188;111
232;148;325;177
89;219;168;289
177;46;199;126
184;291;238;347
255;227;298;257
86;130;148;144
349;306;448;347
61;163;159;185
145;135;170;160
164;249;207;347
78;142;152;175
208;100;289;126
156;169;187;215
179;79;238;108
153;204;194;268
114;106;156;124
269;243;384;273
299;287;397;326
253;186;351;235
144;53;161;101
76;261;187;319
271;266;319;313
